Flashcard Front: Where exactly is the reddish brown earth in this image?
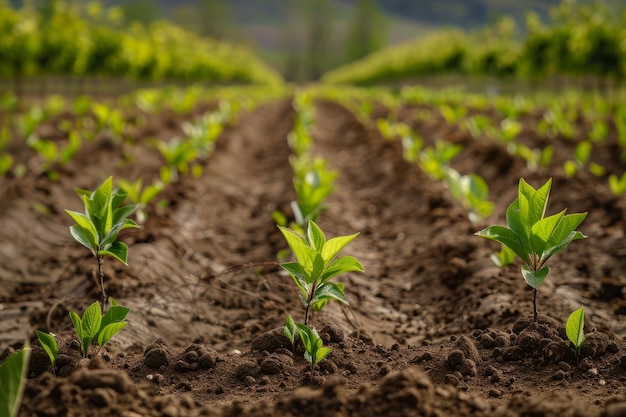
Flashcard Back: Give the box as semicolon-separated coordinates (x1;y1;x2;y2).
1;93;626;417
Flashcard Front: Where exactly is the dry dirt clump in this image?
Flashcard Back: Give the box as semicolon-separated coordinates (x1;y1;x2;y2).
1;97;626;416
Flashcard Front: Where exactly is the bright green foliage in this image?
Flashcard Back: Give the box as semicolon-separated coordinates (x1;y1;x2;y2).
418;141;463;181
283;314;298;349
117;178;165;224
65;176;139;304
155;138;198;184
35;331;58;375
294;322;332;372
476;178;587;320
69;300;130;358
66;176;139;265
291;160;338;228
566;306;586;363
445;170;494;223
609;172;626;197
0;345;30;417
490;244;516;268
279;221;363;325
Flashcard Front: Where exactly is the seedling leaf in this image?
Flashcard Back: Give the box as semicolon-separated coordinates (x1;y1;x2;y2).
99;241;129;265
35;331;58;371
521;264;550;289
0;345;31;417
97;322;128;347
566;307;586;348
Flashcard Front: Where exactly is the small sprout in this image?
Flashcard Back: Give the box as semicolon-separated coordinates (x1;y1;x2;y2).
0;344;31;417
65;176;139;305
283;314;298;351
566;306;586;364
608;172;626;197
294;322;331;373
279;220;363;325
476;178;587;321
35;331;58;375
69;300;130;358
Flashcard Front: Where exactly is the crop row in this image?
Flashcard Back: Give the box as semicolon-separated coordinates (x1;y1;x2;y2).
323;1;626;84
312;85;626;198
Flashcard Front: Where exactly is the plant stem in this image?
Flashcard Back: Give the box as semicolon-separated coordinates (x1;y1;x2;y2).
97;255;107;306
532;288;538;322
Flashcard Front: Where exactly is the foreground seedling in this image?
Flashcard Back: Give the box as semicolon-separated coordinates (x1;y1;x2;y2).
65;176;139;305
278;221;363;325
476;178;587;321
69;299;130;358
566;306;586;364
0;344;30;417
284;315;332;372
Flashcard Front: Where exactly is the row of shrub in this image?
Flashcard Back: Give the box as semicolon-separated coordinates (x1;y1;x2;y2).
323;1;625;85
0;1;281;85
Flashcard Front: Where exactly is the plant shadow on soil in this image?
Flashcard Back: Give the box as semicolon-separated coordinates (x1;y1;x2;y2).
1;97;626;416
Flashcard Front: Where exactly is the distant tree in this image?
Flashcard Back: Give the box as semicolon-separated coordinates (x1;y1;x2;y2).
121;0;159;25
198;0;232;40
303;0;333;81
344;0;386;63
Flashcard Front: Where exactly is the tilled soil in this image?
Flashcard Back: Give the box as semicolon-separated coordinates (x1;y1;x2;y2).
1;95;626;417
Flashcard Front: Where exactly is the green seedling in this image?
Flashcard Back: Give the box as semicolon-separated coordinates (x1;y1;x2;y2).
155;138;198;184
0;344;31;417
284;316;331;373
291;160;338;230
279;221;363;325
475;178;587;321
69;299;130;358
35;331;58;375
65;176;139;305
490;244;516;268
566;306;586;364
609;172;626;197
117;178;165;224
418;140;463;181
445;169;494;222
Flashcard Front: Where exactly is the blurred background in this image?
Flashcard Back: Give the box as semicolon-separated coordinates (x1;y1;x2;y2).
2;0;626;89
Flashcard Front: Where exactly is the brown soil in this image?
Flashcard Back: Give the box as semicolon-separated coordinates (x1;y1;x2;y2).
2;95;626;417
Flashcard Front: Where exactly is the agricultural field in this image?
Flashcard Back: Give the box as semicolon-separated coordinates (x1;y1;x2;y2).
0;79;625;417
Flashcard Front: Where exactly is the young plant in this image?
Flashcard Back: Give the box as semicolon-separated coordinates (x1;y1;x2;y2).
295;322;332;373
35;331;58;375
475;178;587;321
69;299;130;358
278;221;363;325
608;172;626;197
117;177;165;224
65;176;139;305
283;315;332;372
566;306;586;364
0;344;31;417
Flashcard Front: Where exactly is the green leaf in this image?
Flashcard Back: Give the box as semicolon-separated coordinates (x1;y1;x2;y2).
0;345;31;417
97;322;128;347
321;233;359;264
320;256;364;283
280;262;309;293
99;241;129;265
82;301;103;341
69;311;82;339
311;282;349;306
521;264;550;289
307;221;326;252
35;331;58;369
101;305;130;328
530;210;566;250
66;210;98;249
566;307;586;349
283;315;298;346
69;224;98;256
278;225;315;271
308;253;325;285
475;225;530;262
